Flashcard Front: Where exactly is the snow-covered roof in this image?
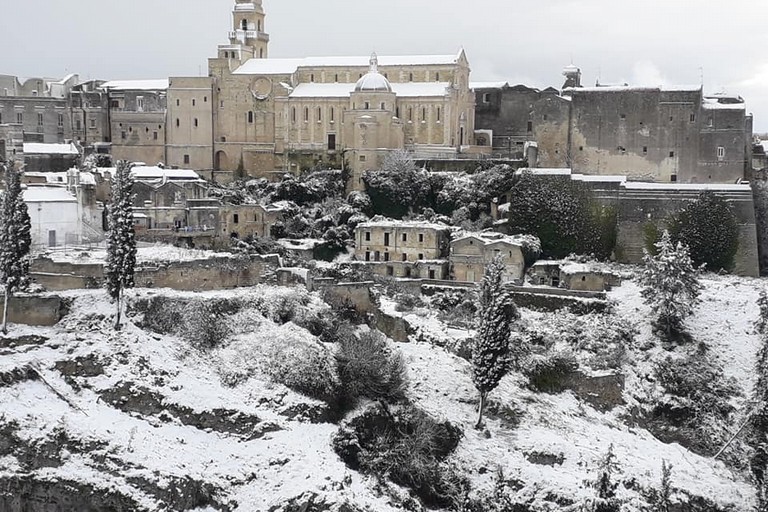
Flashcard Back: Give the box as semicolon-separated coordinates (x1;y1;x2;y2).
565;85;701;94
78;171;97;186
470;81;509;90
515;168;573;176
288;82;450;98
702;98;746;110
22;185;77;203
357;218;450;231
276;238;323;251
22;142;79;155
452;232;523;247
23;172;67;184
621;182;751;192
131;166;201;181
234;53;461;75
571;174;627;183
100;79;170;91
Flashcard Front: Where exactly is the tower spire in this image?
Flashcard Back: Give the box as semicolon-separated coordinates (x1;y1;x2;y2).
369;53;379;74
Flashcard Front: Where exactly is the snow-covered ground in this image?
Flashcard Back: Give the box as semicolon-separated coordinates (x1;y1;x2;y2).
0;272;763;510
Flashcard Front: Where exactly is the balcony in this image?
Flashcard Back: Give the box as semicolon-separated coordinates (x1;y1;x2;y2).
228;30;270;43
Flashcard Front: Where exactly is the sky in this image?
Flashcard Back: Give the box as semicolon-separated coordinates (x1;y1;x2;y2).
4;0;768;131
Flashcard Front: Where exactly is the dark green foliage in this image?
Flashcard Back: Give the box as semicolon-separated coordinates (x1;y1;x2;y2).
272;170;346;205
506;173;616;259
472;257;520;428
332;404;465;508
182;301;232;350
749;292;768;509
0;163;31;334
643;221;661;255
231;235;287;257
363;151;434;217
436;164;518;220
668;191;739;272
523;351;578;393
105;161;137;330
645;461;674;512
335;330;408;406
593;444;621;512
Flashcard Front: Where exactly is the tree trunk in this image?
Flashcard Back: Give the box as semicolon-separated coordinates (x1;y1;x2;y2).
475;392;487;430
2;285;9;335
114;291;122;331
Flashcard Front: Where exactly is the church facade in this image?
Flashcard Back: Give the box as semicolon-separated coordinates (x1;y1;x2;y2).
166;0;477;186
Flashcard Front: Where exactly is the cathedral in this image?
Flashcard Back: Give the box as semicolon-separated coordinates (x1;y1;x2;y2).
165;0;477;186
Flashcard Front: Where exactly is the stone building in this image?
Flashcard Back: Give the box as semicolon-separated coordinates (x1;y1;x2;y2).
102;80;169;165
165;0;477;184
355;219;451;279
0;74;78;166
449;232;525;283
473;66;753;184
220;202;289;239
69;80;111;152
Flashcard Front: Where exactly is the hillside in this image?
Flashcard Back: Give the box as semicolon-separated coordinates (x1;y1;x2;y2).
0;272;763;511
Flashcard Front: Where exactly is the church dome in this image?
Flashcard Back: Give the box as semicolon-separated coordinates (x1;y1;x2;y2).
355;53;392;92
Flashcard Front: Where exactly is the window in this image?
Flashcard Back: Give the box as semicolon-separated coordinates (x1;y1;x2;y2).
384;233;391;246
57;114;63;127
291;107;296;123
418;253;424;260
110;100;119;108
418;233;424;243
241;19;247;30
670;174;678;182
386;266;394;276
330;108;334;122
717;146;725;159
37;113;43;126
183;154;190;164
402;254;408;262
384;253;390;262
194;118;199;127
31;91;38;97
317;107;322;121
437;107;441;122
365;231;371;242
619;113;626;120
359;155;366;162
204;96;207;103
233;214;239;224
482;92;491;103
422;107;426;121
220;100;224;108
260;48;264;58
121;131;126;140
248;111;253;123
409;73;413;82
642;146;648;155
690;113;696;123
364;102;370;110
708;117;714;127
136;96;144;112
90;119;96;128
75;119;81;131
527;121;533;132
0;113;2;124
365;251;371;261
257;20;261;31
669;151;675;158
310;74;315;82
380;102;385;110
153;131;158;140
408;107;413;121
334;74;339;82
176;118;180;127
435;72;440;81
402;233;407;242
304;107;309;121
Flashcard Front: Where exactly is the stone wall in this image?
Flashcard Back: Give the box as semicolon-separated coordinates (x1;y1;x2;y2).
30;255;280;292
0;295;67;327
312;280;376;316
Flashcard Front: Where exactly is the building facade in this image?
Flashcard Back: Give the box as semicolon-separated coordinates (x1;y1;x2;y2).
474;66;753;184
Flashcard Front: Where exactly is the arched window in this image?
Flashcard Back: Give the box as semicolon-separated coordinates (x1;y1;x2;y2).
194;118;199;127
257;20;261;32
259;49;264;58
437;107;441;122
330;108;334;122
408;107;413;121
317;107;322;121
380;102;385;110
291;107;296;123
304;107;309;121
310;74;315;82
248;111;254;123
422;107;427;121
241;19;248;30
409;73;413;82
436;72;440;81
364;102;370;110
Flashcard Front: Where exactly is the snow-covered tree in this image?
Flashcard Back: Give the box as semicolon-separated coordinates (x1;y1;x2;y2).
749;293;768;509
593;444;620;512
638;230;702;338
105;161;137;330
0;163;31;334
472;256;519;429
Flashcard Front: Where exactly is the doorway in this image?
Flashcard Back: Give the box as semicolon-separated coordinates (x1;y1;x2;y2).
48;230;57;247
327;134;336;151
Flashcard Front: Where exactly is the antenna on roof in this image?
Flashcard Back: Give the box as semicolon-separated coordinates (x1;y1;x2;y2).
699;66;704;89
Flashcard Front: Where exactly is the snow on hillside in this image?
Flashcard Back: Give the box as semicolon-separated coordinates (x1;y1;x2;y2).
0;273;764;510
41;244;235;265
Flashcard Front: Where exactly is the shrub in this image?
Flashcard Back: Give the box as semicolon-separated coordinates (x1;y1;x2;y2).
336;330;408;405
264;333;340;405
181;300;233;350
668;191;739;272
393;292;425;313
333;404;465;507
523;351;579;393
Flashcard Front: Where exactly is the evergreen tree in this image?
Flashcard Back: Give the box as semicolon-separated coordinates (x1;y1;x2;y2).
638;230;702;339
749;291;768;510
593;444;620;512
472;256;519;429
668;191;739;272
105;161;137;330
0;163;31;334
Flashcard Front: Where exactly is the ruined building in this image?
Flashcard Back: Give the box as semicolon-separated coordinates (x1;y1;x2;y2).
474;65;753;184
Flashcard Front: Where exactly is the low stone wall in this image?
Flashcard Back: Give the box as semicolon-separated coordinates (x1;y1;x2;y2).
509;289;608;314
30;255;281;293
313;280;376;316
0;295;67;327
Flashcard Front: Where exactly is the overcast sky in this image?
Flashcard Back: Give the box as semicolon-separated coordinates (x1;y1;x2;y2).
5;0;768;130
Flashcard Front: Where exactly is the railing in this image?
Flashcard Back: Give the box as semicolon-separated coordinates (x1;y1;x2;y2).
228;30;269;42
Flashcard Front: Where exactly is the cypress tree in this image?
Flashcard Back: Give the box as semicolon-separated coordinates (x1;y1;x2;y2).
0;163;31;334
105;160;137;330
472;256;519;429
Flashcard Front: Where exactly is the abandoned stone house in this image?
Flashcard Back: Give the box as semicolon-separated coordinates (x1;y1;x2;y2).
530;260;621;292
449;233;525;283
473;65;753;184
354;219;451;279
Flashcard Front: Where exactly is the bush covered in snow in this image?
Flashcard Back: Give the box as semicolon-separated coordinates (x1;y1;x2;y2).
181;300;233;350
506;172;617;259
523;351;579;393
335;330;408;406
333;403;465;508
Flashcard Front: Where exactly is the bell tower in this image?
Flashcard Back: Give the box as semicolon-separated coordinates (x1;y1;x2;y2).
228;0;270;59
